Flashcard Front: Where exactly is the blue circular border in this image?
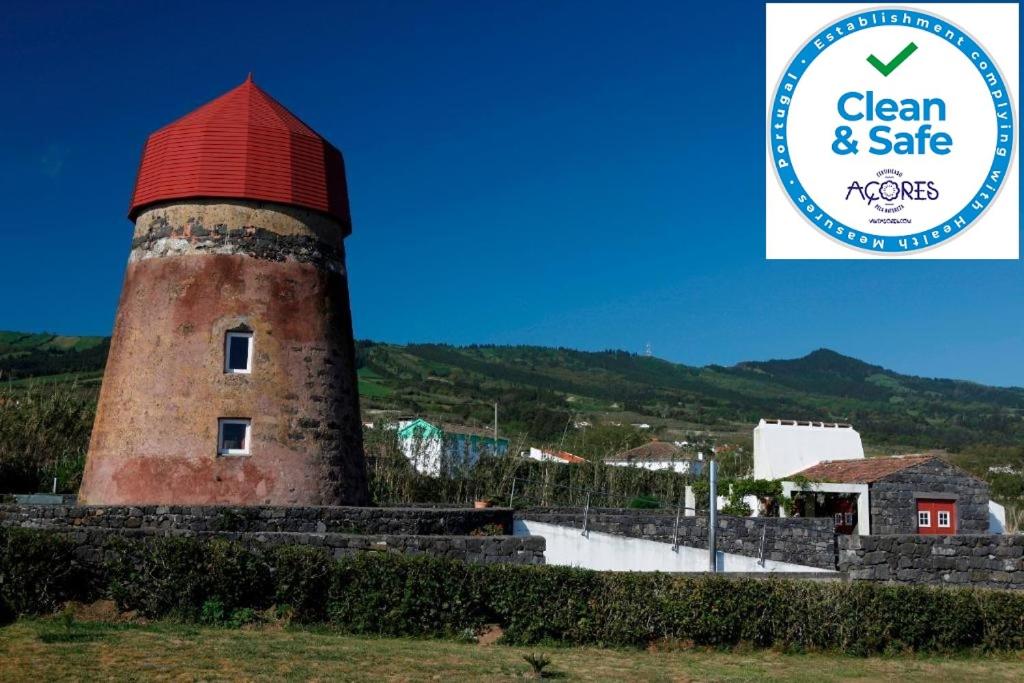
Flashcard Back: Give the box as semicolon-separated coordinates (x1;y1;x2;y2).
770;8;1014;253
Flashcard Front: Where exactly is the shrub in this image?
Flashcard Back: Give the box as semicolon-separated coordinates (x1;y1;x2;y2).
485;563;600;644
5;529;1024;654
105;535;271;619
0;382;96;493
0;597;14;626
272;545;334;623
200;598;226;625
365;427;695;509
329;553;489;637
0;527;88;615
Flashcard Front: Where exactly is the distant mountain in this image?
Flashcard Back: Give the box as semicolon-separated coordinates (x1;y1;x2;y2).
5;332;1023;454
735;348;1024;408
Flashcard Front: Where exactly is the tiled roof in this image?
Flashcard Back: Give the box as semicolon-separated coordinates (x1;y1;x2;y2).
539;449;586;464
438;423;507;440
129;75;351;229
794;455;938;483
606;441;685;463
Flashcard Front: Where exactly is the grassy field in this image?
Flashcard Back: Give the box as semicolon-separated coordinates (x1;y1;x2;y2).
2;618;1024;682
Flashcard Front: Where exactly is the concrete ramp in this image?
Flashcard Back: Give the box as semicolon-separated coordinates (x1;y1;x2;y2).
516;519;834;574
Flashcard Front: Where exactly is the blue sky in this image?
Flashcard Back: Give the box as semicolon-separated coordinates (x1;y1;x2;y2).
0;1;1021;386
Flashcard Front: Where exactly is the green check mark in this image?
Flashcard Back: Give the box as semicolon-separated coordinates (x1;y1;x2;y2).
867;42;917;76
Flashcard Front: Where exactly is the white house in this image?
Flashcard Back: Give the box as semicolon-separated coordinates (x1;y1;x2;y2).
604;441;704;475
526;447;586;465
756;419;1004;534
396;418;509;476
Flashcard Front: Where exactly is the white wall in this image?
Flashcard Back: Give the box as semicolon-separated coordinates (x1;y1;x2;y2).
989;500;1007;533
605;459;697;475
515;520;832;573
399;435;443;476
527;447;570;464
753;419;864;480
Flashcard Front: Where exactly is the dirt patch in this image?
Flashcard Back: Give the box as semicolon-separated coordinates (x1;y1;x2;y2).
477;624;503;646
64;600;145;624
647;638;696;653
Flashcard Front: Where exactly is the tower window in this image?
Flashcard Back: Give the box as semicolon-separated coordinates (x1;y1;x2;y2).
218;418;251;456
225;331;253;373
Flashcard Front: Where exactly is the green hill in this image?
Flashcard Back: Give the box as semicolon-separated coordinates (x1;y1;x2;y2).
356;343;1024;453
4;332;1023;461
0;331;108;383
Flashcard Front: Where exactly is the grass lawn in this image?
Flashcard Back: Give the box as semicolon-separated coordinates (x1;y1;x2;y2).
2;618;1024;682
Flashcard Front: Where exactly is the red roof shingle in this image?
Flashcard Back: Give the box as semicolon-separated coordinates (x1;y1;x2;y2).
540;449;586;464
129;75;351;230
794;455;938;483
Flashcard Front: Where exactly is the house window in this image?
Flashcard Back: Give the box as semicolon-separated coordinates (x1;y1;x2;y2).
218;418;251;455
917;499;957;535
224;331;253;374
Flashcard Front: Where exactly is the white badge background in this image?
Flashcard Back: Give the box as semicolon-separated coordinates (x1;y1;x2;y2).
765;3;1019;259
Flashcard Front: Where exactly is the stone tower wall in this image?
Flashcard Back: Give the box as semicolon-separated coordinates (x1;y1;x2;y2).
78;200;369;506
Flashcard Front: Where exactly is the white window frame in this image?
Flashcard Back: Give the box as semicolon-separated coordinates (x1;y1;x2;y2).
918;510;931;528
224;331;254;374
218;418;251;456
937;510;951;528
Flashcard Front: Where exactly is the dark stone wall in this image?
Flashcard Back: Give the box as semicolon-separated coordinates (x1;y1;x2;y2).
132;217;346;272
22;526;544;568
870;460;989;535
519;507;836;570
0;504;514;536
839;534;1024;588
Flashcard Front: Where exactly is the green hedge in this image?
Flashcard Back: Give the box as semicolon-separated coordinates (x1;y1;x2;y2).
0;527;89;616
3;528;1024;653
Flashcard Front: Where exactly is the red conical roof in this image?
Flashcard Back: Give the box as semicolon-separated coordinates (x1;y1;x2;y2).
129;75;351;232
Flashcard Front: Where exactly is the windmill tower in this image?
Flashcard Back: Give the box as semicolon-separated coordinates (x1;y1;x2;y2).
79;76;369;506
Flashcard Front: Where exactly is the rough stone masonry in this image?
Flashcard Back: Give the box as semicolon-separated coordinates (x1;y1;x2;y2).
79;200;368;507
840;534;1024;588
1;504;543;567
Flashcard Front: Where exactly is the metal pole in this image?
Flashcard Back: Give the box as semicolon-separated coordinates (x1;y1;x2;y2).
708;459;717;572
672;496;682;552
581;491;591;537
758;519;767;567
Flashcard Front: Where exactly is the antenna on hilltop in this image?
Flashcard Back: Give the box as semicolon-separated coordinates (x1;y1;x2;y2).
644;342;652;357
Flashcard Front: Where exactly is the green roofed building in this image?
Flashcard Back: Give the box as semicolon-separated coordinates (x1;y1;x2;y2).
396;418;509;476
